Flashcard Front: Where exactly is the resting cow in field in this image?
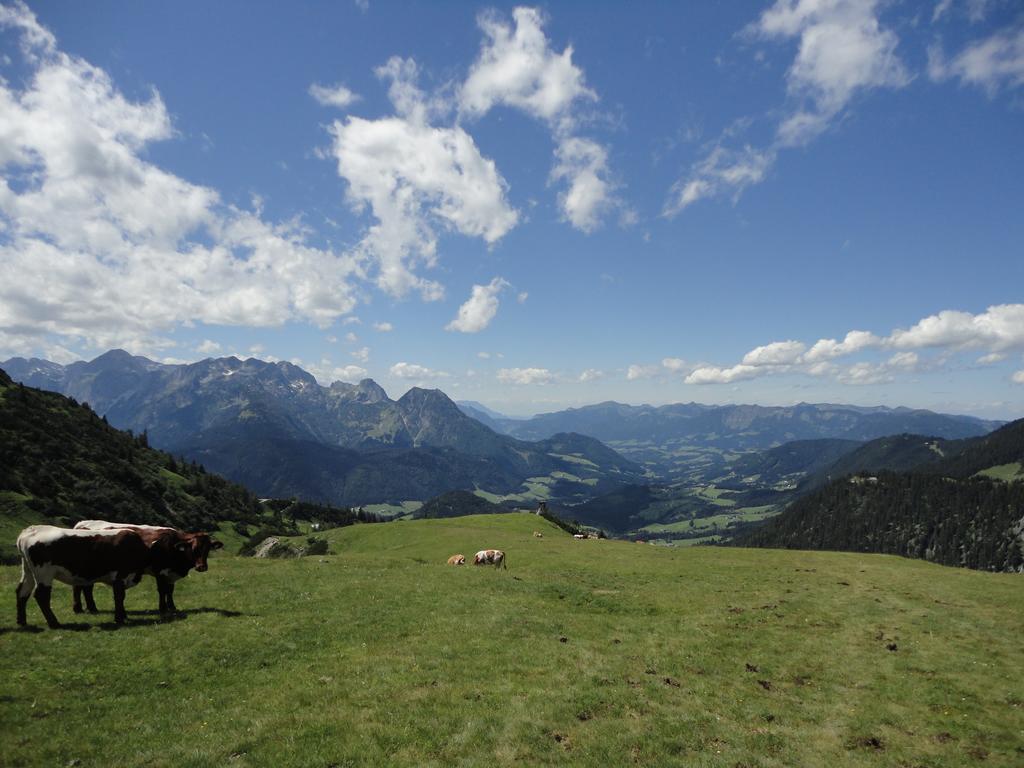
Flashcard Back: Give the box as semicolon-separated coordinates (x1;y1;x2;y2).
473;549;506;569
71;520;222;616
16;525;152;628
447;554;466;565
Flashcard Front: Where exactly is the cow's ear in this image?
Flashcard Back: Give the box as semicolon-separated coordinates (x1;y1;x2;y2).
211;540;224;550
175;541;190;552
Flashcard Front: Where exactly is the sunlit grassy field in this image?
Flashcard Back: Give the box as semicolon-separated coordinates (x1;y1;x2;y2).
1;513;1021;767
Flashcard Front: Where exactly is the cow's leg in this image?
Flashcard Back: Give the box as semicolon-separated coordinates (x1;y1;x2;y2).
15;562;35;626
83;585;98;613
33;583;60;629
112;580;127;625
73;586;83;613
156;576;177;615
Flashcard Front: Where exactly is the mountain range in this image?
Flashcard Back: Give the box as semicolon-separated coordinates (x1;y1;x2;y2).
1;351;644;506
464;399;1003;481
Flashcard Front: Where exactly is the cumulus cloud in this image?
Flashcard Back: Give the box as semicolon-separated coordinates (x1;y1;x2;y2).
928;24;1024;96
685;364;761;385
390;362;449;379
327;57;518;299
445;277;509;333
373;321;393;332
661;357;690;373
681;304;1024;385
0;4;359;357
305;359;368;385
309;82;360;108
668;0;908;212
578;368;604;382
460;7;618;232
460;7;595;126
741;340;806;367
351;346;370;363
888;305;1024;351
626;364;661;381
550;137;615;232
804;330;882;362
517;291;529;304
497;367;554;385
196;339;222;355
1013;370;1024;385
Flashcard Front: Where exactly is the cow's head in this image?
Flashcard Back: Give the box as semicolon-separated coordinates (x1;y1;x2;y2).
174;532;224;572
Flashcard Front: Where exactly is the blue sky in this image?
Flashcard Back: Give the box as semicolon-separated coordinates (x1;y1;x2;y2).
1;0;1022;418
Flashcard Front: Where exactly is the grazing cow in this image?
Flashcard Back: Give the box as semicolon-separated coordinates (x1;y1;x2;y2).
447;554;466;565
533;531;543;538
71;520;222;616
473;549;506;569
573;534;586;539
16;526;152;628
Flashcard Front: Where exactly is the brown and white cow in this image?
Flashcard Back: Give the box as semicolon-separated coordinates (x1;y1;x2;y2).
71;520;222;616
447;554;466;565
16;525;152;628
473;549;506;569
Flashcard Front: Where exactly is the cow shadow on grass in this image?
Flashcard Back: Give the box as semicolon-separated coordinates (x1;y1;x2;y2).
4;607;247;633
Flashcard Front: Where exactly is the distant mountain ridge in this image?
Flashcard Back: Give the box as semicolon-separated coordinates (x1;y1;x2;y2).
489;399;1001;448
1;352;645;506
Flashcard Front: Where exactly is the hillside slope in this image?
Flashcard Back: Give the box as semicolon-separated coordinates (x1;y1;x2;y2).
0;369;267;560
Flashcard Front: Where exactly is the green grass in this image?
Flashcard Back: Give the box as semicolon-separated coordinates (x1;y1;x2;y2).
363;500;423;517
2;513;1022;767
974;463;1023;482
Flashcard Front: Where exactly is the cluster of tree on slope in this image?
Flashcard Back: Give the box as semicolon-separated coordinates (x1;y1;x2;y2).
738;471;1024;571
736;418;1024;572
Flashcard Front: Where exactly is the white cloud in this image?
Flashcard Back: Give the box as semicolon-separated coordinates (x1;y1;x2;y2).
661;357;689;373
0;5;359;357
837;361;893;385
517;291;529;304
741;340;806;367
804;330;881;362
1013;370;1024;385
445;277;509;333
679;304;1024;386
373;321;393;332
459;7;618;233
305;359;368;385
351;346;370;363
668;0;908;213
685;364;761;385
887;305;1024;351
309;82;360;109
886;351;920;370
579;368;605;382
665;145;775;214
477;351;491;359
342;316;362;326
626;364;660;381
756;0;910;147
327;57;518;299
550;137;615;233
390;362;449;379
928;24;1024;96
460;7;595;127
196;339;221;355
345;332;359;343
497;367;554;385
977;352;1006;365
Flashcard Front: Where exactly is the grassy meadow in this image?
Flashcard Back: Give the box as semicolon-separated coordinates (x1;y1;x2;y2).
1;513;1021;767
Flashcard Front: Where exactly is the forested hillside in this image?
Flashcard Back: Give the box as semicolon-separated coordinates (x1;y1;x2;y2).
739;471;1024;571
